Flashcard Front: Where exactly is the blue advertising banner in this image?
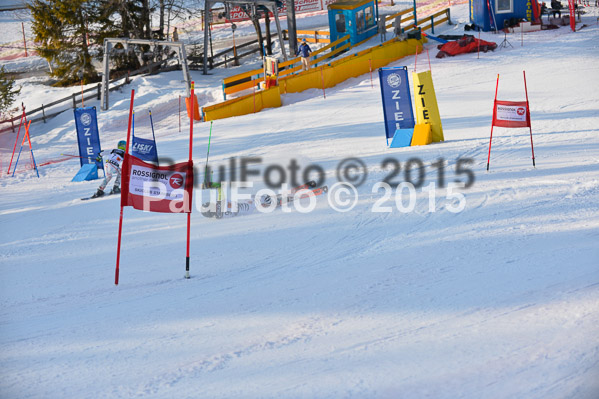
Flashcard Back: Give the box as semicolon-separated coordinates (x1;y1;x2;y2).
132;136;158;164
74;107;103;169
378;67;415;143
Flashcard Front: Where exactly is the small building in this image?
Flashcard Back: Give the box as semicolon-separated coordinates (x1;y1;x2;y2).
470;0;537;31
328;0;379;46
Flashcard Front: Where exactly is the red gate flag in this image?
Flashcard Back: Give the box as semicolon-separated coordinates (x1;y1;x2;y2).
568;0;576;32
487;72;536;171
121;154;193;213
492;100;530;128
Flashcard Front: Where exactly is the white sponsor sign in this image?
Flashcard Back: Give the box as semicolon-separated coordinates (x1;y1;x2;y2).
496;104;527;122
129;164;186;201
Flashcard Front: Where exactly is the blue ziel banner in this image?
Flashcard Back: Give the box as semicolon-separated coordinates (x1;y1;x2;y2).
378;67;415;142
74;107;103;169
132;136;158;164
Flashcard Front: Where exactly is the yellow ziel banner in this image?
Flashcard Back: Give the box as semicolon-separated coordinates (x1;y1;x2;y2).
413;70;444;142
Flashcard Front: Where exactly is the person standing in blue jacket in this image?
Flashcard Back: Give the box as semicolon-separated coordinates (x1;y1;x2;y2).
296;39;312;71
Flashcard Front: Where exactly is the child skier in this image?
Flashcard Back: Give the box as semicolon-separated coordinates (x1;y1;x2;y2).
91;140;126;198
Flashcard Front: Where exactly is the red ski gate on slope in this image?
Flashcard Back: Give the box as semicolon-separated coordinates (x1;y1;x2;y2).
121;154;194;213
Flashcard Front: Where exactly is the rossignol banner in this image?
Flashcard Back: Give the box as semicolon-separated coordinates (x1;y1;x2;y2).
379;67;415;142
121;155;193;213
132;136;158;164
492;100;530;128
413;70;444;142
74;107;103;170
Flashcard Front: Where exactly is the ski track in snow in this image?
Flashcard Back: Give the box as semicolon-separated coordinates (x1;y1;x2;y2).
1;4;599;399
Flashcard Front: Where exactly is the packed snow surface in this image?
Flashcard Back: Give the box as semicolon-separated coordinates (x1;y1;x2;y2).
1;4;599;399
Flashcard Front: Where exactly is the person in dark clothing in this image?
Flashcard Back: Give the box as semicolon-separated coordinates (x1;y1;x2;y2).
551;0;563;17
296;39;312;71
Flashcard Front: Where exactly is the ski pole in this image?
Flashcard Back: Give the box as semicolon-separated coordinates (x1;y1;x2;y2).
204;120;213;187
149;109;158;165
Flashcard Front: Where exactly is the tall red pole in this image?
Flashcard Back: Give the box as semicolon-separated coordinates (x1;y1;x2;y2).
23;121;39;177
487;74;500;171
185;82;195;279
523;71;536;167
7;109;25;175
426;48;431;71
115;89;135;285
414;46;419;72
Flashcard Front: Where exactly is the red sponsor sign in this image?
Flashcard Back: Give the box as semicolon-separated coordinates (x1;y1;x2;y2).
568;0;576;31
224;0;335;22
492;100;531;128
121;154;194;213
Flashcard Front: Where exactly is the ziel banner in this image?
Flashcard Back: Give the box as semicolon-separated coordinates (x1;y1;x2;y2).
413;70;444;142
378;67;415;141
121;155;193;213
74;107;103;170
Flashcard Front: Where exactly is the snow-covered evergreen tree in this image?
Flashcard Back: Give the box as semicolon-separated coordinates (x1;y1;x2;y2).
28;0;97;86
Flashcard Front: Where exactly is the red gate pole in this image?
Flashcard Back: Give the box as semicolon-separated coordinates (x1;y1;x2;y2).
185;82;195;280
7;109;25;175
115;89;135;285
426;48;431;71
23;121;39;178
523;70;536;167
487;74;500;171
179;95;181;132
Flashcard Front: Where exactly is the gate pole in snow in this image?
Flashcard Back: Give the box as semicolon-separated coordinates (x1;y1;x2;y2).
149;110;158;165
487;74;500;171
7;108;25;175
115;89;135;285
523;70;536;167
12;120;39;177
185;82;195;280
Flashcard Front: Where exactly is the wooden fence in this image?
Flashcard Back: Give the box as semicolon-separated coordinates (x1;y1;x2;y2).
0;58;175;134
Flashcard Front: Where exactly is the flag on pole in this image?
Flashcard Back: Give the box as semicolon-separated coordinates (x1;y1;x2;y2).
120;155;193;213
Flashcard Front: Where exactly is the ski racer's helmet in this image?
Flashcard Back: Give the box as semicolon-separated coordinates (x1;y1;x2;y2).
117;140;126;151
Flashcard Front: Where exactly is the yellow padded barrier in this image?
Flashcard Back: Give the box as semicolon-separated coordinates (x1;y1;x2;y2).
410;123;432;146
206;38;424;121
203;85;281;121
280;38;423;94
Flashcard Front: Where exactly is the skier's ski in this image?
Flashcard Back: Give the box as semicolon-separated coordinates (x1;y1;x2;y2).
269;185;328;208
81;191;119;201
263;180;317;206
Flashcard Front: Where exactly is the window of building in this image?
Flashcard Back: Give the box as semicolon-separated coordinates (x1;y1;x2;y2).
356;9;365;32
336;13;346;33
496;0;513;14
365;6;374;28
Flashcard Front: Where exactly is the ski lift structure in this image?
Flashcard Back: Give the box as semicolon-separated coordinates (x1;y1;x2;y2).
100;38;191;111
201;0;289;75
